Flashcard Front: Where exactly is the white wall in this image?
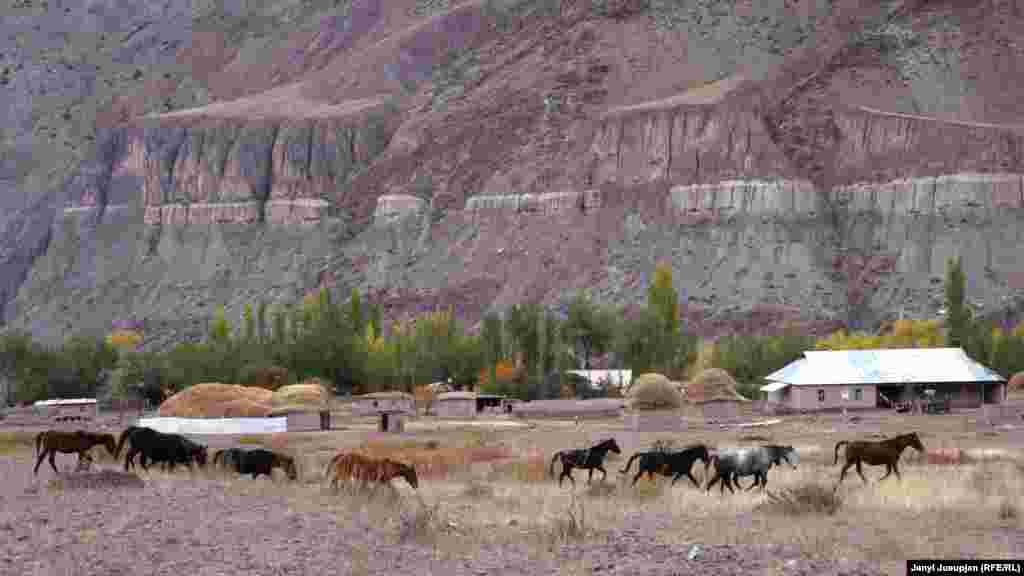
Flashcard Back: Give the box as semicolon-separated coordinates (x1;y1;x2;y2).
137;417;288;435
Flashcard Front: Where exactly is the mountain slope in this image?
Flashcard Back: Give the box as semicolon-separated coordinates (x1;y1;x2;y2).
4;0;1024;346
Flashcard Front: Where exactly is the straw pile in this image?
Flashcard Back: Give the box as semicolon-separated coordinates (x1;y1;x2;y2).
685;368;751;403
627;373;683;411
269;380;330;414
158;383;273;417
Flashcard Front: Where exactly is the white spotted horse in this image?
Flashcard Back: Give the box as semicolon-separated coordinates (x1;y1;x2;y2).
549;438;622;487
706;445;799;494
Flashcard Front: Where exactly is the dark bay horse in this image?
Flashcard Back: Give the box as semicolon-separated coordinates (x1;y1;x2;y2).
620;444;712;488
225;448;298;481
34;430;118;475
549;438;621;487
707;445;799;494
118;426;208;472
833;432;925;488
213;448;246;471
324;452;418;490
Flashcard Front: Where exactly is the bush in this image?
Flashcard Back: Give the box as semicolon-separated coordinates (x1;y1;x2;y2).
239;365;290;390
762;483;843;516
627;373;682;410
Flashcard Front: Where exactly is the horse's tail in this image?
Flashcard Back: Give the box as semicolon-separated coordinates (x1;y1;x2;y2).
324;453;342;483
833;441;849;466
115;427;136;459
549;452;561;479
619;453;640;474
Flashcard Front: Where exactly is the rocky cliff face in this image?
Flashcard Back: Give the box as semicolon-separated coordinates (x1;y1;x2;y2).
6;0;1024;347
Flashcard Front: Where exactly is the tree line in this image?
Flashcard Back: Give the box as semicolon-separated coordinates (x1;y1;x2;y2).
2;257;1022;407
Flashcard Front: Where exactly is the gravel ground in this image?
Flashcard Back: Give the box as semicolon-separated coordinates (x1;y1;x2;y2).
0;455;884;576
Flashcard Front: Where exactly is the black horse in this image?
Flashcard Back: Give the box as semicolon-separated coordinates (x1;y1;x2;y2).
232;449;298;481
213;448;247;471
549;438;621;487
707;445;799;494
118;426;208;472
620;444;712;488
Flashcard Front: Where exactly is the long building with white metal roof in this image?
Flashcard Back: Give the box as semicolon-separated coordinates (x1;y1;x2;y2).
760;348;1006;411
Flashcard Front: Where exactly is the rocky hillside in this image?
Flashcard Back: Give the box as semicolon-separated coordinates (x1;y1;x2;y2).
3;0;1024;348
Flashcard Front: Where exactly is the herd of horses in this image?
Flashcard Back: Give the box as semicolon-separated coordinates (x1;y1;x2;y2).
547;432;926;493
30;425;927;495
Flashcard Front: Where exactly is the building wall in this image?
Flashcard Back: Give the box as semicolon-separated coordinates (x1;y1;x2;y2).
436;399;477;419
51;403;99;419
788;385;877;411
351;397;414;416
701;400;741;420
285;411;326;431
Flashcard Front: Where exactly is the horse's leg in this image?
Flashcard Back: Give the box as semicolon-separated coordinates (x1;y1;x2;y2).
892;461;901;480
837;461;854;486
632;469;643;487
744;475;759;491
587;467;594;485
878;464;893;482
34;448;48;475
686;471;700;489
855;461;868;484
598;465;608;483
49;450;59;474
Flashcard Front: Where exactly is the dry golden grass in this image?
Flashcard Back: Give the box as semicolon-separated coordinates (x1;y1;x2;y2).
0;431;36;454
5;410;1022;570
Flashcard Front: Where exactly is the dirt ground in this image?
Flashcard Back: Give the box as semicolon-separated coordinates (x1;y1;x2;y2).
3;408;1023;575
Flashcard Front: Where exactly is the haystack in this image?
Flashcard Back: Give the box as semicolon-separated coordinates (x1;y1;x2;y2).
268;380;330;416
685;368;751;404
158;383;273;418
271;381;329;408
627;373;683;411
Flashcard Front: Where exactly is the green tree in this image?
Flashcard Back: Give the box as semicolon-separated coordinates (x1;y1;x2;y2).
616;307;662;375
945;256;971;348
349;288;363;333
256;300;268;344
480;311;503;389
243;304;256;344
648;263;680;338
564;292;614;369
210;305;232;345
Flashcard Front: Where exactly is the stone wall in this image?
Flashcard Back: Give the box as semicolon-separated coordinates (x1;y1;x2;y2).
464;190;602;214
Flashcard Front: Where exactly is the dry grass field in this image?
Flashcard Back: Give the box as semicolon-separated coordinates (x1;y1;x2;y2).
2;408;1023;575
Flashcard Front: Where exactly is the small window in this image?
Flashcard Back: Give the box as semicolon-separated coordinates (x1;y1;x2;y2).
817;389;825;402
854;388;862;401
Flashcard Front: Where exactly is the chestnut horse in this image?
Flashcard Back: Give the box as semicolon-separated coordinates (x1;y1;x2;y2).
833;432;925;488
34;430;117;476
324;452;418;490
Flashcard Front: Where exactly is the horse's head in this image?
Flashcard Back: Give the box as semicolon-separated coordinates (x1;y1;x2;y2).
395;461;418;489
280;455;298;481
192;445;209;468
101;434;117;457
603;438;622;455
778;445;799;469
905;432;925;453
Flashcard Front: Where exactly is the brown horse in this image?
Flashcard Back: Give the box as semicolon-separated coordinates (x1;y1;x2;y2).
833;432;925;488
324;452;418;490
34;430;117;476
